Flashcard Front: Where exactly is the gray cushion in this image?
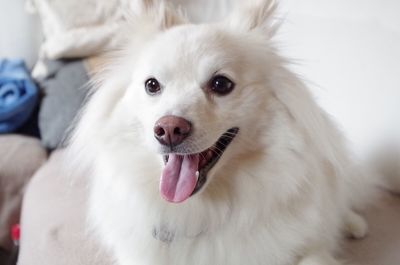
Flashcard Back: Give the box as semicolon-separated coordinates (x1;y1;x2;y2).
37;60;88;150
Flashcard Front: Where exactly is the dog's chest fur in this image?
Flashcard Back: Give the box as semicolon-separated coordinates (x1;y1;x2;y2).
89;148;341;265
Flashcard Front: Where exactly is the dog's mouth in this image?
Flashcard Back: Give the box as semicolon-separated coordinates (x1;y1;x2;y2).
159;127;239;203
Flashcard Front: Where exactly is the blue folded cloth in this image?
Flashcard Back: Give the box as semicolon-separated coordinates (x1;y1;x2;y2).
0;59;38;133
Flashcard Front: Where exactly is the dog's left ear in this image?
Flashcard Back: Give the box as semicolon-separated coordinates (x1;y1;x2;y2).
226;0;278;37
131;0;187;30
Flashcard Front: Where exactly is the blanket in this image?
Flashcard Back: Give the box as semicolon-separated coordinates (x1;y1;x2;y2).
0;59;38;133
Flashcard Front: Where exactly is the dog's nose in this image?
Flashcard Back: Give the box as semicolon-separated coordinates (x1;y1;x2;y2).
154;116;191;147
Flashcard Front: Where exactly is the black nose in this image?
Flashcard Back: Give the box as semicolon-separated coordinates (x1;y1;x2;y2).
154;115;191;147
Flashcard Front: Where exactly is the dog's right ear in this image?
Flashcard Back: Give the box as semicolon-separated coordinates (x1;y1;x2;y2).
130;0;187;30
226;0;279;38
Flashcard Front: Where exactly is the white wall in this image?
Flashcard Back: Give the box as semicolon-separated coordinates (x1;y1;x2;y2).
277;0;400;157
0;0;42;68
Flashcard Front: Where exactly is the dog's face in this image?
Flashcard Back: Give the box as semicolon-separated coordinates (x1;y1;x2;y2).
91;0;279;203
129;26;243;153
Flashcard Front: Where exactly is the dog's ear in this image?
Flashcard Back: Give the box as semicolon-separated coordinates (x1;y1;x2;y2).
130;0;187;30
226;0;279;37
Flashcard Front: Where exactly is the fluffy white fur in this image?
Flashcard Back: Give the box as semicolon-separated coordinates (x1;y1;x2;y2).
68;1;378;264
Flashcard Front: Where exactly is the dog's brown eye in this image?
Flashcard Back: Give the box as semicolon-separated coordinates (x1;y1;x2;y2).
145;78;161;95
209;75;235;95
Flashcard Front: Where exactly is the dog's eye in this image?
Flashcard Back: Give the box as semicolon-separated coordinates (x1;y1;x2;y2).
209;75;235;95
145;78;161;95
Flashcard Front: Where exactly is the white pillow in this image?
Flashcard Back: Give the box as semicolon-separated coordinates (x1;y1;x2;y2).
28;0;129;59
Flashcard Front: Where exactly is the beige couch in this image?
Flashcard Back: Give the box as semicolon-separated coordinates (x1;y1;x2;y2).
17;150;400;265
0;135;47;251
18;151;112;265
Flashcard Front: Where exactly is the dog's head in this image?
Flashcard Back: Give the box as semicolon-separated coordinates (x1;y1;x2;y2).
76;0;283;203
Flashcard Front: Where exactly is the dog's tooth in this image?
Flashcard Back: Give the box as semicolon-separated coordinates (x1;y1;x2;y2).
195;171;199;179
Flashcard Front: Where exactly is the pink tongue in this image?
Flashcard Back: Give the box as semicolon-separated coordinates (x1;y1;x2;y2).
160;154;199;203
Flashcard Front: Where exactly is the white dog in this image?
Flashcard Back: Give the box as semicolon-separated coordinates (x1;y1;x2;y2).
69;0;379;264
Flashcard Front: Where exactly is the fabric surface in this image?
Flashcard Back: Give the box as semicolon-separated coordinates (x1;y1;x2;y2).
0;135;47;250
342;191;400;265
18;151;112;265
36;59;88;150
19;151;400;265
0;59;38;133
